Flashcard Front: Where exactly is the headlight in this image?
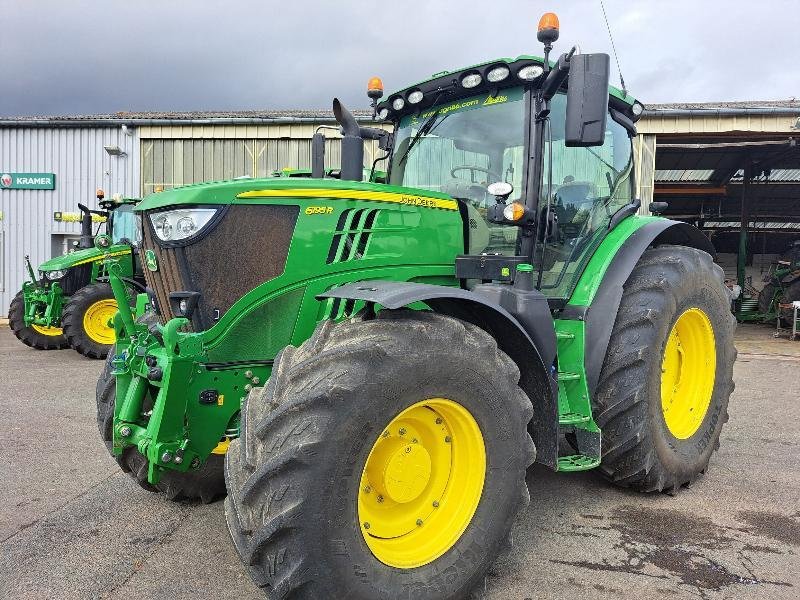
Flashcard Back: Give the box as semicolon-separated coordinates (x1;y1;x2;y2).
150;208;217;242
44;269;66;280
461;73;482;89
392;97;405;111
631;101;645;119
487;66;510;83
407;90;423;104
377;107;389;120
518;64;544;81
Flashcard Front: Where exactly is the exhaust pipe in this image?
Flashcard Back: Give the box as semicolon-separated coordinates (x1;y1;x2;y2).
333;98;363;182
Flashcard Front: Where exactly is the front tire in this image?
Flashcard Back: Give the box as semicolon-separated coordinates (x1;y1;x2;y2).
225;310;535;599
594;245;736;493
8;289;69;350
63;283;118;359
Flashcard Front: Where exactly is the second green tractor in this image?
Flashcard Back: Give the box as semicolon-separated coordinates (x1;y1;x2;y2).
97;13;735;599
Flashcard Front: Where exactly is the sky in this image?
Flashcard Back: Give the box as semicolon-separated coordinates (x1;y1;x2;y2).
1;0;798;116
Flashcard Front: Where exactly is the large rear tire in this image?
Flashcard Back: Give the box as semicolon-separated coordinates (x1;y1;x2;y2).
594;245;736;493
95;333;226;504
8;289;69;350
63;283;118;359
225;310;535;599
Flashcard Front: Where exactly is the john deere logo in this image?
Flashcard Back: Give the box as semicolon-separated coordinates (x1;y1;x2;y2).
0;174;11;187
145;249;158;272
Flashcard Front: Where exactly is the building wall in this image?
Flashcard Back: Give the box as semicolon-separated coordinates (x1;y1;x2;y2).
0;126;140;316
138;123;389;194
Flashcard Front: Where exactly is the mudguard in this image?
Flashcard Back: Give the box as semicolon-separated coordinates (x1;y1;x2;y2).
577;219;716;397
319;280;561;468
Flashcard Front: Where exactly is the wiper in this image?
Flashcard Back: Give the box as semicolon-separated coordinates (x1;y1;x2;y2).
398;109;445;166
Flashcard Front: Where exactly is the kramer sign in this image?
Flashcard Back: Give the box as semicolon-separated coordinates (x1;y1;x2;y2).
0;172;56;190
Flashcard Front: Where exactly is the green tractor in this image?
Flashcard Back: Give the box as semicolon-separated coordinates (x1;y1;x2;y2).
753;240;800;323
9;191;144;359
97;12;735;599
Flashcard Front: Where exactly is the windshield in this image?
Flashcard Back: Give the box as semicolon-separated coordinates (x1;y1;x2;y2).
111;204;143;246
389;87;527;255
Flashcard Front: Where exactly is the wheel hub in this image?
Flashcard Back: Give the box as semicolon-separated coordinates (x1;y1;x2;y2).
83;299;118;345
660;307;717;439
358;398;485;569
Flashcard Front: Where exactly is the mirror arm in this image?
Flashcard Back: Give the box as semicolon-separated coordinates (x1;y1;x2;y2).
541;47;576;100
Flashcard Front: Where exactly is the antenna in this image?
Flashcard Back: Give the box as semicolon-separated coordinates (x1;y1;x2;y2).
599;0;627;95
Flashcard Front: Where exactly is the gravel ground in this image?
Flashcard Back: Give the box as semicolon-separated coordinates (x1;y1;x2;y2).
0;323;798;600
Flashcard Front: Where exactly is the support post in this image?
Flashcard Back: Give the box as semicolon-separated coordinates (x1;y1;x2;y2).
736;159;751;313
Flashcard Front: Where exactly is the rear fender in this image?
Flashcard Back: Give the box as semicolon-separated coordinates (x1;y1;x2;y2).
581;219;716;397
319;281;561;468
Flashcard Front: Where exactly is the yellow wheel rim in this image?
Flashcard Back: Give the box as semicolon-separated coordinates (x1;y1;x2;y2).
358;398;486;569
32;324;63;337
660;308;716;439
82;299;118;345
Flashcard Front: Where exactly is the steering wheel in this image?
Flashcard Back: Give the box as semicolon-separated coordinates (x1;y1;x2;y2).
450;165;502;185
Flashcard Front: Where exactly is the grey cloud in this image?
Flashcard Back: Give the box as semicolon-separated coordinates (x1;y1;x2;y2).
0;0;797;116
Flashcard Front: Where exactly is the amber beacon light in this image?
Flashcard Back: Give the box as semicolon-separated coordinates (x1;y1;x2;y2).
537;12;560;44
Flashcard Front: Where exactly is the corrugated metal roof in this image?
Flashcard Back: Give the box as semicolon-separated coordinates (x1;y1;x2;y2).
655;169;715;182
0;109;374;125
646;99;800;111
729;168;800;182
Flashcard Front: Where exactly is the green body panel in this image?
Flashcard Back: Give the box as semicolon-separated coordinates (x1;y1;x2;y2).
38;244;133;273
567;216;661;307
22;244;135;328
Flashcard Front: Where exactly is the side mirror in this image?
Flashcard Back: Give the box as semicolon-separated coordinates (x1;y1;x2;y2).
565;53;610;147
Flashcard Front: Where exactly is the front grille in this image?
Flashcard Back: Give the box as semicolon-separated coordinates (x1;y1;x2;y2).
61;264;92;295
142;204;299;329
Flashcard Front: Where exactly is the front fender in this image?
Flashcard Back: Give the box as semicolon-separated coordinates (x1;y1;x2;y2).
319;280;561;468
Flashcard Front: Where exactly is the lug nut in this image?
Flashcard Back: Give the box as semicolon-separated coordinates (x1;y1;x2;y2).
399;428;406;435
363;522;370;529
445;436;451;443
377;495;384;503
405;447;412;453
363;486;371;494
435;418;442;424
190;457;201;469
251;377;260;385
382;431;390;438
432;501;440;508
173;455;183;464
119;426;131;437
244;384;253;392
161;452;172;463
416;519;423;526
244;370;253;379
412;438;418;444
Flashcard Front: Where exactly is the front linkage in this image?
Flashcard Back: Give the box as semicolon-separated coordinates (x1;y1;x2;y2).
106;259;264;486
21;256;64;330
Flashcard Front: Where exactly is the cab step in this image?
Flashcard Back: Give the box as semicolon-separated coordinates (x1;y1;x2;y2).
558;371;581;381
558;454;601;472
558;411;591;425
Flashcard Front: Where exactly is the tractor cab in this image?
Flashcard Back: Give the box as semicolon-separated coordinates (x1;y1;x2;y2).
317;13;644;305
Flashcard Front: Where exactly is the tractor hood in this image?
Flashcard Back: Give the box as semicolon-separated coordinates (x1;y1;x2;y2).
40;244;132;272
135;178;455;211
